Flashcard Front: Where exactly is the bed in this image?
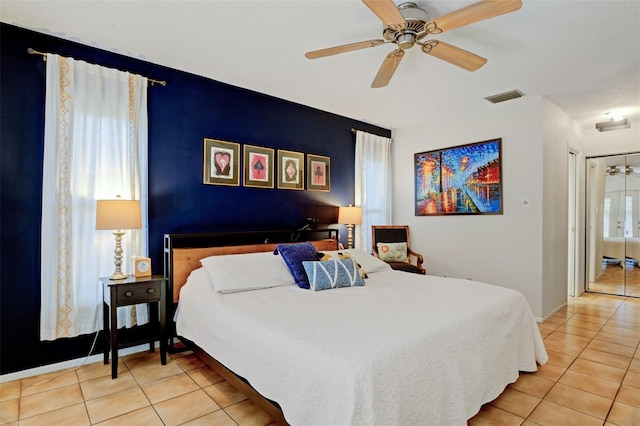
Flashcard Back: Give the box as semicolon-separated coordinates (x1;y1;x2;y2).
166;230;547;425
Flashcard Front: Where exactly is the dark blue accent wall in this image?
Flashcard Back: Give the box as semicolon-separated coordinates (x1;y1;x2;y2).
0;23;391;375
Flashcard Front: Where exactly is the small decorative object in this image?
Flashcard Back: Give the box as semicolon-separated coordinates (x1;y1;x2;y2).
338;205;362;249
277;149;304;190
203;138;240;186
95;197;142;280
133;256;152;277
414;138;503;216
244;145;274;188
307;154;330;191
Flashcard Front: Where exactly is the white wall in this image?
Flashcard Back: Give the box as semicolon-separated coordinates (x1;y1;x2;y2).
541;98;584;315
393;96;545;317
392;93;637;319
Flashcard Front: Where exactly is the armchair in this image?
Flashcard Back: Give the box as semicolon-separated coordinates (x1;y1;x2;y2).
371;225;426;275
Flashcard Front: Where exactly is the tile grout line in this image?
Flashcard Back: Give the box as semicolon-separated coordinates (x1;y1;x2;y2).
534;296;623;423
122;355;162;426
168;352;243;426
549;296;637;423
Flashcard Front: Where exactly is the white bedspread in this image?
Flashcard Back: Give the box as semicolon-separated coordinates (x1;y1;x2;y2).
176;269;547;426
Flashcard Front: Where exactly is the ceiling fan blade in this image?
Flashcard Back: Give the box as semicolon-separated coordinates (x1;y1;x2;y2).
371;49;405;88
305;39;385;59
426;0;522;34
362;0;407;31
421;40;487;71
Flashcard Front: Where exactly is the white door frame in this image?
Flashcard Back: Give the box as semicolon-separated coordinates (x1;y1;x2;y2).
568;149;579;297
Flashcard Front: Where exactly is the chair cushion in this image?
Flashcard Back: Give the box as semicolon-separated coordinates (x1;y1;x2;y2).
387;262;425;275
376;242;408;263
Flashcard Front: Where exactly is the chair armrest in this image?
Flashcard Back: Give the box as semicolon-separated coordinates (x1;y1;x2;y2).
407;247;426;274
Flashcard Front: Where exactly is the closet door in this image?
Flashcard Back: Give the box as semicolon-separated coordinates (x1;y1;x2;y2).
585;154;639;297
602;159;626;295
624;154;640;296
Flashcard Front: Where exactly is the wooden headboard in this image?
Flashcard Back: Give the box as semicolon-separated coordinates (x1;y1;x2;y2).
164;229;339;303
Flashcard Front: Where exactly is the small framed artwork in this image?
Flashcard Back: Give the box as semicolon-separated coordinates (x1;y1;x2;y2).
203;138;240;186
307;154;330;191
414;138;503;216
243;144;274;189
277;150;304;190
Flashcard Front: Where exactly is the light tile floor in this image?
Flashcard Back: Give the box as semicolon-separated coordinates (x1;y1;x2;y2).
1;292;639;425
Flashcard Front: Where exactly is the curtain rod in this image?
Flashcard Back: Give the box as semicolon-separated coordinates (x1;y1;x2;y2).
27;48;167;87
351;128;390;138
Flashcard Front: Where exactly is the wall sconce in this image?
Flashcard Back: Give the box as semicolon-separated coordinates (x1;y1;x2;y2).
338;205;362;249
96;197;142;280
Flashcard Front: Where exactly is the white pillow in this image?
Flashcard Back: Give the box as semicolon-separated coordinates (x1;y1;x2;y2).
321;249;392;274
200;251;295;293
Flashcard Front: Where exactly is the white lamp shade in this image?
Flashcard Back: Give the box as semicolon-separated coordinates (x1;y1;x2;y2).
96;199;142;230
338;206;362;225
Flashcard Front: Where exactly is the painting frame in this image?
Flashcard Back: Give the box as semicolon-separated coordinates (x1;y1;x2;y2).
243;144;274;189
203;138;240;186
277;149;305;190
307;154;330;192
414;138;503;216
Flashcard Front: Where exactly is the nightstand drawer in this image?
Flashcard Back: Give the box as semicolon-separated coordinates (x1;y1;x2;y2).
115;281;161;305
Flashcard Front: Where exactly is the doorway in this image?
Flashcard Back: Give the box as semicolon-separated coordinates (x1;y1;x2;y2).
585;152;640;297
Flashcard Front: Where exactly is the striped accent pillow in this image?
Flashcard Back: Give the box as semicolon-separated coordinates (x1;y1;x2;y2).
302;258;366;291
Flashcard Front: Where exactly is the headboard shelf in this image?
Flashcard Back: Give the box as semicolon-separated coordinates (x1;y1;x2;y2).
164;228;337;250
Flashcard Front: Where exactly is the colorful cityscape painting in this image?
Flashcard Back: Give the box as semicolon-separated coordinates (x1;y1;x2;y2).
414;139;503;216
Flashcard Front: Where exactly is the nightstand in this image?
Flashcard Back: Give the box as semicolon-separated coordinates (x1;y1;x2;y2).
101;275;167;378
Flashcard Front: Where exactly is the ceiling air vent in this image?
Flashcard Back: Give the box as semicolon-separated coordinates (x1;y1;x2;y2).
485;90;524;104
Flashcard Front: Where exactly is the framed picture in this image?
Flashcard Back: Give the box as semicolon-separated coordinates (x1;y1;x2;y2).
414;138;503;216
203;138;240;186
307;154;330;192
243;144;274;188
277;150;304;190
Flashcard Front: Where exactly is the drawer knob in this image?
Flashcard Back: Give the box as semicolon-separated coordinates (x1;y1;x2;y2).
147;288;155;294
125;291;133;297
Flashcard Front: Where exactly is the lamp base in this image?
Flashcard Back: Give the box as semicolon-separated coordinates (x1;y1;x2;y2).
347;224;354;249
110;230;128;280
109;272;128;280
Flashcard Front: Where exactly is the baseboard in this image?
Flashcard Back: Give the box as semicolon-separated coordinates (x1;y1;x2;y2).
0;342;163;383
538;302;568;323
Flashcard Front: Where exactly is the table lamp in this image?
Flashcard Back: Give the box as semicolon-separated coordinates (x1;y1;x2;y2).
96;197;142;280
338;205;362;249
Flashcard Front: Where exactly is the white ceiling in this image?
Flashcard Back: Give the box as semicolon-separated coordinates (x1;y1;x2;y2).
2;0;639;132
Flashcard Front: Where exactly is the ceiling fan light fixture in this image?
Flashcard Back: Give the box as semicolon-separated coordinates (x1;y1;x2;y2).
397;32;416;49
595;118;630;132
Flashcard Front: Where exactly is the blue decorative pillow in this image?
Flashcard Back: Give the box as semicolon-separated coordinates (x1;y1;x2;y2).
302;258;366;291
275;242;319;289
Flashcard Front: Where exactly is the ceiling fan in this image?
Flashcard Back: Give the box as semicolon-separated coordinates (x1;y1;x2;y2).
305;0;522;88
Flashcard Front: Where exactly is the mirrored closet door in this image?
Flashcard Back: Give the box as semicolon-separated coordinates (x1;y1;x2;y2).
586;153;640;297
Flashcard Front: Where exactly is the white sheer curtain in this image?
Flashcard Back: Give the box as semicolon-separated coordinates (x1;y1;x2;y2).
41;54;149;340
354;130;393;252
